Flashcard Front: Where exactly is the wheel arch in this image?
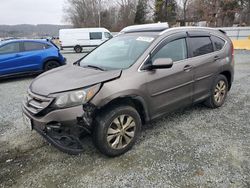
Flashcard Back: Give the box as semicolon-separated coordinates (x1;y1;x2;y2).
42;57;60;69
220;71;232;90
74;45;81;48
96;96;150;125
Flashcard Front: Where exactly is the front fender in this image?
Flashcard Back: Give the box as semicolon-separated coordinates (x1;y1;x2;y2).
93;89;151;122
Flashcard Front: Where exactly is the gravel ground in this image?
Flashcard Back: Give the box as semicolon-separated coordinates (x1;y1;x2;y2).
0;50;249;188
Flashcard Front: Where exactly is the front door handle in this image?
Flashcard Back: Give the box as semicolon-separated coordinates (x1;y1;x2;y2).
214;56;221;61
183;65;192;72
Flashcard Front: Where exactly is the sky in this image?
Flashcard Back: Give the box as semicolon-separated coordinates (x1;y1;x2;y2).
0;0;67;25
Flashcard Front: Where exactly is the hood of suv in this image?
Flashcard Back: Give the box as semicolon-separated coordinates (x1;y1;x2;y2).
30;65;122;96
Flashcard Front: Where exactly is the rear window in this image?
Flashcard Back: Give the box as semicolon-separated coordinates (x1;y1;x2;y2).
189;37;214;57
90;32;102;40
211;36;225;51
24;42;46;51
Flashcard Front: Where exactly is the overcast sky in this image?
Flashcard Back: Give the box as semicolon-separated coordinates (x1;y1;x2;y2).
0;0;67;25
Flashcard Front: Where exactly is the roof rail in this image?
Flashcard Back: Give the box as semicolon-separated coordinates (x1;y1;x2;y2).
218;29;227;34
120;23;169;34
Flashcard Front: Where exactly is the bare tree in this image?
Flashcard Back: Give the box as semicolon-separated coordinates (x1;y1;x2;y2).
182;0;189;25
238;0;250;25
65;0;101;27
186;0;240;27
65;0;138;31
64;0;250;29
116;0;137;29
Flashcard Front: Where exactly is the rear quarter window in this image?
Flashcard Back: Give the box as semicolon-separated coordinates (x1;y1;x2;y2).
189;37;214;57
24;42;46;51
211;36;225;51
90;32;102;40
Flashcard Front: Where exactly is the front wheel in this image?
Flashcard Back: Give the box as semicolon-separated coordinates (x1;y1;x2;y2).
93;105;142;157
205;74;228;108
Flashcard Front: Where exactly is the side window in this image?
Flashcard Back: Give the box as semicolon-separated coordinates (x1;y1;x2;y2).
211;36;225;51
24;42;46;51
45;44;52;49
90;32;102;40
0;42;20;55
152;38;187;62
189;37;213;57
104;32;112;39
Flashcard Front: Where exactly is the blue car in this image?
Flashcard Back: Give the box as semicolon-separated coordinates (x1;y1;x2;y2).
0;39;66;78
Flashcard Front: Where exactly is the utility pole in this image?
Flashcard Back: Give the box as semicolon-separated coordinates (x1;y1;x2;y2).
98;0;101;27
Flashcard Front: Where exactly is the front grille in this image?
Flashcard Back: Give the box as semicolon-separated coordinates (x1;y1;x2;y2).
24;90;54;115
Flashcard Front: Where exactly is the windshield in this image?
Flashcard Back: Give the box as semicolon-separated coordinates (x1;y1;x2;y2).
80;35;155;70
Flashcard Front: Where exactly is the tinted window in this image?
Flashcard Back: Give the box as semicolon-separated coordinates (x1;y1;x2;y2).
0;42;20;54
90;32;102;40
211;36;225;51
152;38;187;62
104;32;112;39
189;37;213;57
24;42;46;51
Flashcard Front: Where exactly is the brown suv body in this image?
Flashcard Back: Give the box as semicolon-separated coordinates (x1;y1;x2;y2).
94;28;234;119
22;26;234;156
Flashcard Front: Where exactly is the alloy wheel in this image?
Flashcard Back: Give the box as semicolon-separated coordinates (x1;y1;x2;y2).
214;80;227;104
107;115;136;150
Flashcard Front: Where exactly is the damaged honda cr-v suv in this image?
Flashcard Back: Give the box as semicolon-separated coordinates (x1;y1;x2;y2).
22;24;234;157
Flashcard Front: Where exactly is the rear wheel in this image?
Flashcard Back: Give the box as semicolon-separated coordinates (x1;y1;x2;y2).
205;74;228;108
44;61;60;71
74;45;82;53
93;105;141;157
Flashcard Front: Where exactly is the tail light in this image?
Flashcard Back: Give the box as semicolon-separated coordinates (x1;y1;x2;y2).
230;41;235;66
231;42;234;57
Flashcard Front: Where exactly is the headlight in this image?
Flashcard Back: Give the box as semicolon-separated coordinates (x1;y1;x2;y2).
51;84;101;108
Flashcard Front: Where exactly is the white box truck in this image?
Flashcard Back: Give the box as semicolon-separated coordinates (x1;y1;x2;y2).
59;28;113;53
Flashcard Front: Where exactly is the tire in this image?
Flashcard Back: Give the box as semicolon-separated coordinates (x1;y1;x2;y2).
74;45;82;53
93;105;142;157
44;61;60;72
204;74;229;108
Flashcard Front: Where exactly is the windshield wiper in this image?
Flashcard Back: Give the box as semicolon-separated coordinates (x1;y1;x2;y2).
83;65;105;71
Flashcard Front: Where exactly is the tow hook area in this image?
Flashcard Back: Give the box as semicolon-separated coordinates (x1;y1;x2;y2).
41;123;86;155
77;103;96;133
33;104;97;155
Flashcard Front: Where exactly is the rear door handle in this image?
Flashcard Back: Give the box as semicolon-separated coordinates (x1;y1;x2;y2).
183;65;192;72
214;56;221;61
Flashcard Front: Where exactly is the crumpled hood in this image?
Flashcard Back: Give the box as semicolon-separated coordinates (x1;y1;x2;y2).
30;65;122;96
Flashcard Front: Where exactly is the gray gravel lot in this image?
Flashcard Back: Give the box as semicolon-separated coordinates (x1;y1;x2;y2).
0;50;249;188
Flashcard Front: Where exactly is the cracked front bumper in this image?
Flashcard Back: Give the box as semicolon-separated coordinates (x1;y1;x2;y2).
22;105;90;154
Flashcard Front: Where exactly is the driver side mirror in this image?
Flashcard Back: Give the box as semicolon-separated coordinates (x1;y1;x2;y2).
144;58;173;70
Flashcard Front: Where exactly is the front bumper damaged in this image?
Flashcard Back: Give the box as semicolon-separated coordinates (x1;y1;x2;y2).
22;103;96;155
